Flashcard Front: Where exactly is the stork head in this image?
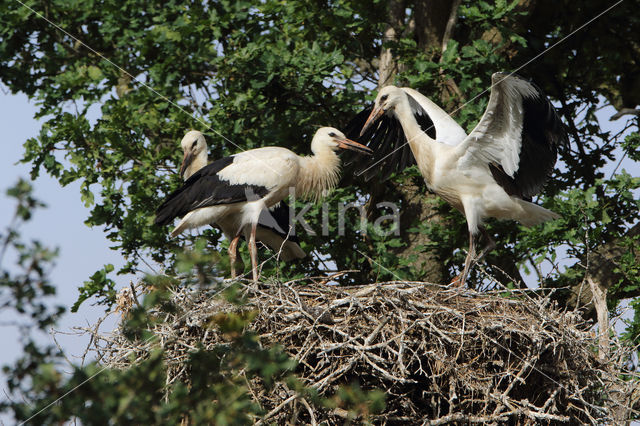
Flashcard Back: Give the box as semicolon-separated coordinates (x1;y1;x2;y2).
360;85;405;136
311;127;372;155
179;130;207;179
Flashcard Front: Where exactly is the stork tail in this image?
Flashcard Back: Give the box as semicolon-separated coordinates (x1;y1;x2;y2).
515;200;560;227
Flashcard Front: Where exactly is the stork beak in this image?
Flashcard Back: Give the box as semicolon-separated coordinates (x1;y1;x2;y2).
179;150;194;179
337;137;373;155
359;105;385;137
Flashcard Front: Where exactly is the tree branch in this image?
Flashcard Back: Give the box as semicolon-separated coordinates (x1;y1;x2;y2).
441;0;462;53
610;108;640;121
587;275;609;361
555;222;640;319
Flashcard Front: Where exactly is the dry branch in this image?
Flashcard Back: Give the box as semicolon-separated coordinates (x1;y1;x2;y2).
94;279;638;424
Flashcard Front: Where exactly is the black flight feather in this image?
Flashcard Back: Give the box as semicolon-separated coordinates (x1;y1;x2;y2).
343;91;438;182
154;156;270;226
489;76;568;199
343;106;417;182
407;93;437;139
257;201;300;243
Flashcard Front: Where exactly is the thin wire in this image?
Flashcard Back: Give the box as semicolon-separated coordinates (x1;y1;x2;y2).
12;0;630;421
358;251;633;420
356;249;406;282
357;0;624;177
18;247;287;425
12;0;283;176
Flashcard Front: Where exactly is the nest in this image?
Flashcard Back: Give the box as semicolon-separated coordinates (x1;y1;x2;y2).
97;279;635;424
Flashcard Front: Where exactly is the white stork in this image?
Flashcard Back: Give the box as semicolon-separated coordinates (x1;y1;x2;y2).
155;127;372;282
176;130;306;278
354;73;567;286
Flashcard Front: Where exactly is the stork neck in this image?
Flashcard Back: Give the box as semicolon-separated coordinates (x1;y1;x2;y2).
296;148;340;200
394;95;436;181
395;97;433;150
183;151;208;181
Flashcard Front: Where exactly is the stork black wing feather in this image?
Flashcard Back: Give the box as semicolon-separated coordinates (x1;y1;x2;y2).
490;77;568;199
343;105;417;182
514;84;568;198
154;156;270;226
407;93;437;139
343;107;371;143
375;119;405;182
254;201;299;242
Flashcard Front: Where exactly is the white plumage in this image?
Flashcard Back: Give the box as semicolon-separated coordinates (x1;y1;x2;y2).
156;127;372;281
399;87;468;146
343;86;468;181
176;131;306;277
355;73;567;286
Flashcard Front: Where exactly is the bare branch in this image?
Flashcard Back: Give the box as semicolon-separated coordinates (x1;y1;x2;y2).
610;108;640;121
88;279;637;424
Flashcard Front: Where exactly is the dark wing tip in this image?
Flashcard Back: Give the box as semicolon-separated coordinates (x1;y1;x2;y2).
512;79;568;198
261;201;300;243
154;156;271;228
342;105;416;183
406;92;437;139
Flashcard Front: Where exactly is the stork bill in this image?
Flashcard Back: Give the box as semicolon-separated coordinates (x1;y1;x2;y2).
155;127;372;282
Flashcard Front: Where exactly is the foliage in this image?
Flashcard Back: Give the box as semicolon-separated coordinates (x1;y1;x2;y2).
0;179;62;331
0;0;636;308
2;248;386;424
0;180;63;419
0;0;639;422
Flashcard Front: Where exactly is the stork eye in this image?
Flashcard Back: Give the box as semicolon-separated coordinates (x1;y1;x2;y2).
328;132;336;137
191;140;198;148
380;94;389;102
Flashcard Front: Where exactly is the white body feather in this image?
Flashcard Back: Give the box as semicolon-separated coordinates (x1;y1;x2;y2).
163;127;367;272
381;76;559;235
170;132;306;260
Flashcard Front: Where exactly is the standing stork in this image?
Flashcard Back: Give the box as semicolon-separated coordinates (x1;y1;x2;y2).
155;127;372;282
177;130;306;278
354;73;567;286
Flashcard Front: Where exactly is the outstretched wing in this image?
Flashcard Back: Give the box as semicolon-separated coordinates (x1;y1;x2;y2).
456;73;568;199
343;105;417;182
401;87;467;146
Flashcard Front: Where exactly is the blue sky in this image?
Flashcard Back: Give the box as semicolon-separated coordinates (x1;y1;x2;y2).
0;90;127;373
1;78;638;424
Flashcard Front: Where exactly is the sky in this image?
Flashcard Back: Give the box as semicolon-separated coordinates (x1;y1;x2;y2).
1;75;639;424
0;89;128;378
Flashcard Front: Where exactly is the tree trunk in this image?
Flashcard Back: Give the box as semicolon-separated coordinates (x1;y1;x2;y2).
378;0;405;88
395;177;450;281
414;0;460;52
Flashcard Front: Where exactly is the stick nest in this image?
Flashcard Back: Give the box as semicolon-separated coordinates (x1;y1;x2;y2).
98;279;632;424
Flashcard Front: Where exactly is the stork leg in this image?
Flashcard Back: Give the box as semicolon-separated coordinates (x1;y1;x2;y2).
228;234;242;279
247;221;259;282
458;231;478;288
454;227;495;288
